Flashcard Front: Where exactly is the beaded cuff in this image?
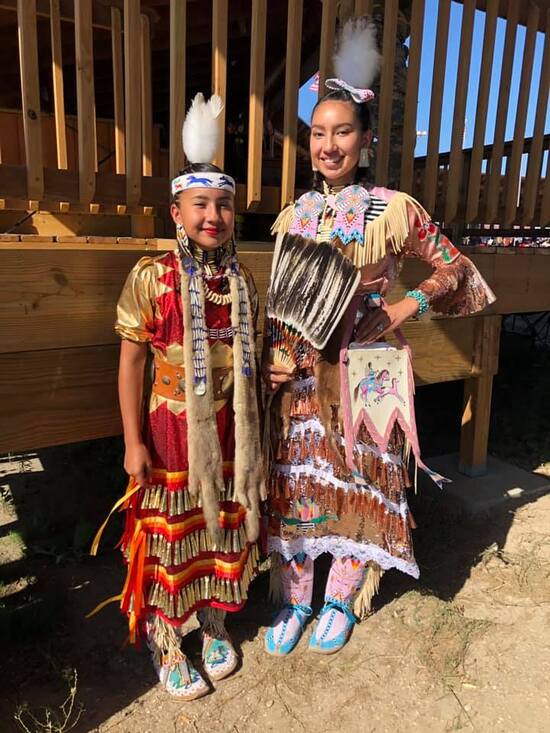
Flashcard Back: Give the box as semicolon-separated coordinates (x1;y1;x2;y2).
405;289;430;317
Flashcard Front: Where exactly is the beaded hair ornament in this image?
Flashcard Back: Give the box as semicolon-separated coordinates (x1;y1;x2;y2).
324;17;380;105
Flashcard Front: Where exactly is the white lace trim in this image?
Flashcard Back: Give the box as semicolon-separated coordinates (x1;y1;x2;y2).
287;417;402;466
272;461;409;518
268;535;419;579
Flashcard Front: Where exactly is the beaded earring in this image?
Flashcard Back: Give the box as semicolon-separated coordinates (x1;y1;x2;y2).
359;147;370;168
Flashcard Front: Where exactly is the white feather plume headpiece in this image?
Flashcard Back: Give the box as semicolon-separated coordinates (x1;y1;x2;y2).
325;17;381;102
172;92;236;196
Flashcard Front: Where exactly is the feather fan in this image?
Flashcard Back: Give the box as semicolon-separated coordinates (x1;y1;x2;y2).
333;17;381;90
182;93;224;164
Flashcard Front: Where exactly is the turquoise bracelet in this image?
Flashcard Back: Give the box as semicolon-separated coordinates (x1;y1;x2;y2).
405;289;429;317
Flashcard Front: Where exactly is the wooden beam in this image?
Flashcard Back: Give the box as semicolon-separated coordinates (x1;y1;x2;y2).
50;0;68;170
212;0;228;168
465;0;498;223
247;0;267;210
444;0;475;223
542;137;550;225
422;0;450;213
124;0;141;206
400;0;425;194
141;14;153;176
318;0;337;93
354;0;373;16
375;0;398;188
74;0;96;204
169;0;186;180
0;0;112;30
17;0;44;201
485;0;519;223
111;7;125;174
281;0;303;206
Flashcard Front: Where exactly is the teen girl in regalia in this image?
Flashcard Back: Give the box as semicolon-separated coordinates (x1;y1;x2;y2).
263;19;495;657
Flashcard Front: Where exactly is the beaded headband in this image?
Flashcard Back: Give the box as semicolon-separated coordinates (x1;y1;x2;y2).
171;172;236;197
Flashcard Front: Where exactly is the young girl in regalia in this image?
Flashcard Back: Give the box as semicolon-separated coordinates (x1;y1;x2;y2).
263;19;495;657
92;93;264;699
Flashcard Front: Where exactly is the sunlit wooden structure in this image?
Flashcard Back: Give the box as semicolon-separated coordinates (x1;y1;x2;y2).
0;0;549;477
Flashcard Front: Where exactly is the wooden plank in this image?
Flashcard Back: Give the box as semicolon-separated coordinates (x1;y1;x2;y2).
400;0;425;194
318;0;337;93
281;0;303;206
141;14;153;177
444;0;475;223
0;0;113;31
465;0;498;222
503;3;539;225
0;345;121;453
111;7;125;174
247;0;267;210
521;9;550;224
460;373;494;476
124;0;141;206
211;0;228;168
422;0;450;213
542;137;550;225
485;0;519;223
169;0;186;179
17;0;44;201
74;0;96;203
354;0;373;16
375;0;398;188
49;0;68;169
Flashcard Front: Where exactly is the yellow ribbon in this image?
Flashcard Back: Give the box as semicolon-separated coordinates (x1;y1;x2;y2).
90;478;141;556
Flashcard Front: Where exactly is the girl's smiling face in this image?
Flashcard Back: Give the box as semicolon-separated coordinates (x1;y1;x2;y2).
170;188;235;250
310;100;372;187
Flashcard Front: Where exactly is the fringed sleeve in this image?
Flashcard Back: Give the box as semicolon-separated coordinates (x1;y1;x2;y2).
115;256;156;342
404;218;496;316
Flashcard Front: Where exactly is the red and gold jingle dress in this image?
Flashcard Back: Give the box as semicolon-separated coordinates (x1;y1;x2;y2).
114;250;260;639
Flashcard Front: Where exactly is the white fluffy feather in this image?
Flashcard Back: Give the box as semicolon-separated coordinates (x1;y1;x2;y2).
182;93;224;164
333;18;381;90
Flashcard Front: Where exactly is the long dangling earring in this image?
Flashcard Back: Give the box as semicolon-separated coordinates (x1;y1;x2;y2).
359;147;370;168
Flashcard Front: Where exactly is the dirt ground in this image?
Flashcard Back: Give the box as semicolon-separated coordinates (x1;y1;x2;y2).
1;333;550;733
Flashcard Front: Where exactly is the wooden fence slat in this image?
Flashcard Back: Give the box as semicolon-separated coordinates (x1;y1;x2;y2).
141;14;153;177
247;0;267;210
542;138;550;225
422;0;450;213
281;0;303;207
465;0;498;222
49;0;67;169
169;0;186;180
318;0;337;93
375;0;398;188
111;6;125;174
124;0;141;207
212;0;228;168
520;9;550;224
74;0;96;204
444;0;475;223
400;0;425;194
354;0;373;16
485;0;519;223
503;2;539;225
17;0;44;201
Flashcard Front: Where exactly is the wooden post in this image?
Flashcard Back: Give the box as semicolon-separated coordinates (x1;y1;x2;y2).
212;0;228;168
400;0;425;194
169;0;186;179
111;7;125;174
375;0;398;188
17;0;44;202
74;0;96;204
50;0;68;169
318;0;336;93
247;0;267;210
124;0;141;207
354;0;373;16
459;315;501;476
141;14;153;176
281;0;303;207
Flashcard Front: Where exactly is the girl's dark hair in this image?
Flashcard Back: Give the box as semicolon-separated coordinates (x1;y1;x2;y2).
171;162;225;204
310;89;372;192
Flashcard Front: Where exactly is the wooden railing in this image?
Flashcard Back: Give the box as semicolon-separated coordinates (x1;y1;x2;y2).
0;0;548;227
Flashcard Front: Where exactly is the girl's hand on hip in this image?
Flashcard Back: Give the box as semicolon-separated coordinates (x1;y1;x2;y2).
355;297;420;344
124;442;153;487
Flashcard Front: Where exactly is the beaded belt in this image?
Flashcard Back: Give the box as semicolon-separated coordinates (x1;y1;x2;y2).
152;356;233;402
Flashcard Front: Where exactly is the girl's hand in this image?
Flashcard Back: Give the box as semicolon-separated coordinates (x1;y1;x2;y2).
261;361;295;392
356;297;420;344
124;442;153;487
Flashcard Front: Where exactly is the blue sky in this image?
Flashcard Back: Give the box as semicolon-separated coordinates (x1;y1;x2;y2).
298;0;549;173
